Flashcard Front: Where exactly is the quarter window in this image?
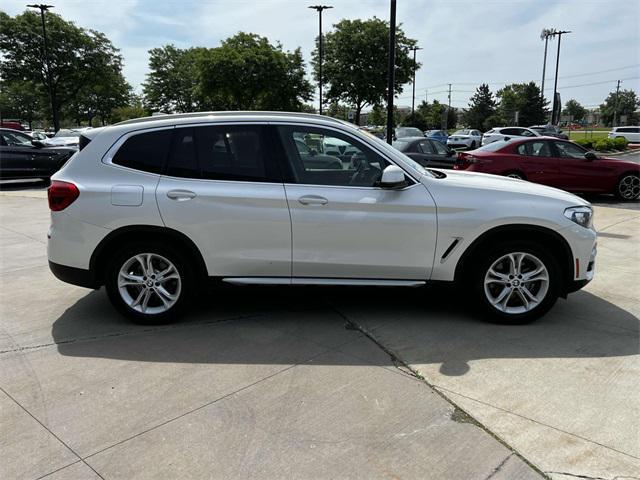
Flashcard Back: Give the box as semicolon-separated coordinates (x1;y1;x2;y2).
277;126;391;187
112;129;173;174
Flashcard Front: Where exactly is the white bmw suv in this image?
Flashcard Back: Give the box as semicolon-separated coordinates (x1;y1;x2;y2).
47;112;597;324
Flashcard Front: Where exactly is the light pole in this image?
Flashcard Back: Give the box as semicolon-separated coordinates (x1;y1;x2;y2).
27;4;57;131
549;29;571;126
386;0;396;144
308;5;333;115
540;28;555;118
410;46;422;116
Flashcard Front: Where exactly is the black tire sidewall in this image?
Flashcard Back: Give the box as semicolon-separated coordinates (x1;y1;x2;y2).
471;241;560;324
105;242;193;324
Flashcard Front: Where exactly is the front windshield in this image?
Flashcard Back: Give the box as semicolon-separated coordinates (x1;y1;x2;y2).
453;129;471;135
55;129;82;138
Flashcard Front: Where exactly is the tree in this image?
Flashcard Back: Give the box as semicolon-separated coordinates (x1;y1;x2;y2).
197;33;313;111
417;100;456;130
599;89;639;126
143;45;207;113
111;94;148;123
313;17;418;125
495;82;545;126
0;10;127;131
0;80;44;129
464;84;496;130
367;104;386;126
402;111;427;131
562;99;587;122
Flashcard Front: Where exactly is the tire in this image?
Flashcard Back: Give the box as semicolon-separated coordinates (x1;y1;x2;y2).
614;173;640;201
471;241;560;324
470;141;477;149
505;171;525;180
105;242;194;324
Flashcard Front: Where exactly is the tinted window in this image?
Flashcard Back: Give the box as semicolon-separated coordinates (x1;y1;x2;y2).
277;126;391;187
419;140;435;154
1;131;32;145
501;128;519;136
517;141;551;156
555;141;587;159
166;128;198;178
196;125;276;182
431;140;449;155
112;129;173;174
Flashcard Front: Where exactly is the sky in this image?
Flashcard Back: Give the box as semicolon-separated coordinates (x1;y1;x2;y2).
3;0;640;112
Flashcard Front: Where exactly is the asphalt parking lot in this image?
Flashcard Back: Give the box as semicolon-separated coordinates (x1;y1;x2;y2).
0;184;638;480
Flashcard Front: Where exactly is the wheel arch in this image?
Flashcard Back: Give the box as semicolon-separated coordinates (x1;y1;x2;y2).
90;225;208;286
454;224;574;296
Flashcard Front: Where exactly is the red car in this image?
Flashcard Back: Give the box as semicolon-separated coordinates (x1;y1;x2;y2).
455;137;640;200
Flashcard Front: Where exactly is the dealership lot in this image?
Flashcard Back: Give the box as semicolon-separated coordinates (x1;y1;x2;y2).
0;185;638;480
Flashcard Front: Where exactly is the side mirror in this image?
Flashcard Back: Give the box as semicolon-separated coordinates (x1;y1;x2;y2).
379;165;407;189
585;151;598;161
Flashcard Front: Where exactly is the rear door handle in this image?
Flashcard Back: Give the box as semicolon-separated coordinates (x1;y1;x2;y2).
167;189;196;201
298;195;328;206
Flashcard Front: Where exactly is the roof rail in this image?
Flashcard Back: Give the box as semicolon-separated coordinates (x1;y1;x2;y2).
115;111;351;127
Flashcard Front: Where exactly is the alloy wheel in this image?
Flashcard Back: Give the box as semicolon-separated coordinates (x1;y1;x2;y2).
618;175;640;200
484;252;549;315
118;253;182;314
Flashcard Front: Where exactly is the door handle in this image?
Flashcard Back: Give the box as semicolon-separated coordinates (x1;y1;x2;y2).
167;189;196;201
298;195;328;206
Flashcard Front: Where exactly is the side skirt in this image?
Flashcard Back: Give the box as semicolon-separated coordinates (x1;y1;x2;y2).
221;277;426;287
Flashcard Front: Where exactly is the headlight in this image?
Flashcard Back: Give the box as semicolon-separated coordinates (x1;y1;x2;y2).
564;206;593;228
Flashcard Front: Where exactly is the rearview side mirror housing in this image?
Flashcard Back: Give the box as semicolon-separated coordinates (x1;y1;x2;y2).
379;165;407;189
584;151;598;161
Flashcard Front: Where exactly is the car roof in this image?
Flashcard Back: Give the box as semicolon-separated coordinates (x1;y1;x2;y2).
0;128;29;134
394;136;426;141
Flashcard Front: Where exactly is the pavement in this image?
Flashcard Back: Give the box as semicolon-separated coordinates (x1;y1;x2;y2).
0;184;638;480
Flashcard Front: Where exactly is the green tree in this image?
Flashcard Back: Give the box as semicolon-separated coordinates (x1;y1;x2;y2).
464;84;496;130
197;33;313;111
562;99;587;122
599;89;639;126
143;45;207;113
313;17;418;125
367;104;386;126
496;82;545;126
111;94;148;123
0;80;44;129
401;111;427;131
417;100;456;129
0;10;127;131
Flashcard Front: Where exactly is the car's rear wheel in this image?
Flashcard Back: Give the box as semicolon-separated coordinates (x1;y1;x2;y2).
615;174;639;201
105;243;192;324
472;242;559;324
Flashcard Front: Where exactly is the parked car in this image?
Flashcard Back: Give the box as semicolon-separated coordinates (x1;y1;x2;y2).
608;126;640;143
455;137;640;200
447;129;483;149
425;129;448;144
529;125;569;140
481;127;540;145
43;127;92;147
395;126;425;139
48;112;597;325
0;128;76;181
23;130;48;141
392;136;457;168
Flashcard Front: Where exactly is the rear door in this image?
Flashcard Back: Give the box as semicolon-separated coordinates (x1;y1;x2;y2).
514;140;560;186
156;124;291;278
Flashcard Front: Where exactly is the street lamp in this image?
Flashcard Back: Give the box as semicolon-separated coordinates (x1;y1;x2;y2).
27;4;57;132
308;5;333;115
540;28;556;110
386;0;396;144
410;46;422;116
549;29;571;126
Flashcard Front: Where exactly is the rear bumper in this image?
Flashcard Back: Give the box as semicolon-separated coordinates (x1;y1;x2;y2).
49;261;99;289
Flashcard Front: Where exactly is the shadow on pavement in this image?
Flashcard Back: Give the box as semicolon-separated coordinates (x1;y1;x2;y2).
52;284;639;374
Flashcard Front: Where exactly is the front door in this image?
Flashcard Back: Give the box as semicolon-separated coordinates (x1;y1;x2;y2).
274;124;437;280
156;124;291;277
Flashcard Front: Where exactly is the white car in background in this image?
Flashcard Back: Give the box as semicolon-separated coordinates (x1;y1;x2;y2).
481;127;540;146
44;127;92;147
447;129;483;149
608;126;640;143
47;111;596;326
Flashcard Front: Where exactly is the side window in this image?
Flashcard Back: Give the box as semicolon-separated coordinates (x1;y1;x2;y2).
277;125;391;187
501;128;517;136
555;141;586;159
166;128;198;178
418;140;435;154
431;140;449;155
521;129;535;137
112;129;173;174
517;141;551;156
195;125;278;182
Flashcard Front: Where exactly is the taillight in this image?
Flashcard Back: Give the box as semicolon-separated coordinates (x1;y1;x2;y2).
48;180;79;211
454;152;479;170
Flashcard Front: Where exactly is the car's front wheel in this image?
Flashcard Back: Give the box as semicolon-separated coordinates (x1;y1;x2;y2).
105;243;192;324
472;242;559;323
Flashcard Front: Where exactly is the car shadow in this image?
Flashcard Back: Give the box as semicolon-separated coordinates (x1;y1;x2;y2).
51;284;639;375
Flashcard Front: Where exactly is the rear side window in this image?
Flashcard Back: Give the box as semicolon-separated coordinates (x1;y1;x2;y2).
112;129;173;174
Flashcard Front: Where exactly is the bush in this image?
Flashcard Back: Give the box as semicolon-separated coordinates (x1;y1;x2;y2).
613;136;628;150
573;138;594;149
593;139;613;151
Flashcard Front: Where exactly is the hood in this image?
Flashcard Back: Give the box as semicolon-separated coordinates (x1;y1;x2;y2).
594;156;640;169
430;169;589;206
44;137;80;146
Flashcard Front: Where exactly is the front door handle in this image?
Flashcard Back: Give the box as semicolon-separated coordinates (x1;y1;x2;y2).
167;189;196;201
298;195;328;206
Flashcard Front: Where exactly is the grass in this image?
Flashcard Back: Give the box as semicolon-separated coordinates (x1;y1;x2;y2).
567;128;610;141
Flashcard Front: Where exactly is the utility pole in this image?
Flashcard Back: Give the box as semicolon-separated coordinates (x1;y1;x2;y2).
443;83;451;130
27;4;57;131
308;5;333;115
613;79;621;127
385;0;396;144
410;46;422;115
540;28;555;120
549;29;571;126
